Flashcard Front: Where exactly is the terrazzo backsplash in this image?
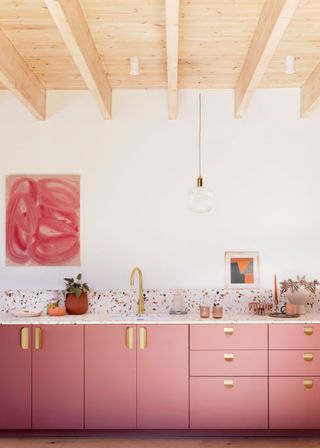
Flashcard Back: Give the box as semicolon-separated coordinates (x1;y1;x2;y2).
1;288;320;314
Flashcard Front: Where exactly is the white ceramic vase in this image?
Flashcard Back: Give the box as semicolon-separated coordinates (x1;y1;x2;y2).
286;288;311;315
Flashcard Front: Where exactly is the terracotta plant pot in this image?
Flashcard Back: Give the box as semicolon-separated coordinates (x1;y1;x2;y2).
65;293;88;315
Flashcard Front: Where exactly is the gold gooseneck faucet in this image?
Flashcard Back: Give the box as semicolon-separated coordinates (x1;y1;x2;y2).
130;267;144;314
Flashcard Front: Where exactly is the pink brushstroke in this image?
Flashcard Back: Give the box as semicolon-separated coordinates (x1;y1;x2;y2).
6;175;80;266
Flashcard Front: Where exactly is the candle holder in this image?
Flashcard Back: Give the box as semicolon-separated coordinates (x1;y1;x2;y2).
199;305;210;318
249;302;273;316
212;305;223;319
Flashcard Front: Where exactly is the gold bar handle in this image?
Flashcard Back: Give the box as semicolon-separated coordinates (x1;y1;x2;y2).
224;353;234;362
139;327;147;350
304;379;313;389
224;327;234;335
20;327;29;350
304;353;313;362
34;327;42;350
224;379;234;388
304;327;313;336
126;327;134;349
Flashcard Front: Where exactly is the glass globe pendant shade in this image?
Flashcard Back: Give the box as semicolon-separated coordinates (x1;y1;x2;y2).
188;176;213;213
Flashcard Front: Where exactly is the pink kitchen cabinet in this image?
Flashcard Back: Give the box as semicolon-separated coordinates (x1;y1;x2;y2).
85;324;189;430
190;350;268;377
269;324;320;350
189;323;268;430
190;324;267;350
32;325;84;429
137;325;189;429
269;350;320;376
269;377;320;429
190;377;268;429
85;325;137;429
0;325;32;429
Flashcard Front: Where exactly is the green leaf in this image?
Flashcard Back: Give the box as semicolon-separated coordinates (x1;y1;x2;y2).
76;273;82;281
64;277;74;284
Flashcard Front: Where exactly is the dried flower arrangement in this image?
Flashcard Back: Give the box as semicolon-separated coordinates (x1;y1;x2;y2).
280;275;319;295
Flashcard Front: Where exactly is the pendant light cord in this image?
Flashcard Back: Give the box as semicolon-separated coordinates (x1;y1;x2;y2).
198;93;202;178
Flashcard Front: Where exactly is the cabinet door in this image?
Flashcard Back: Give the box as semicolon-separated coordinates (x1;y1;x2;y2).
137;324;189;429
190;324;267;350
85;325;137;429
190;350;268;377
32;325;84;429
269;377;320;429
269;350;320;376
0;325;31;429
190;377;268;429
269;324;320;350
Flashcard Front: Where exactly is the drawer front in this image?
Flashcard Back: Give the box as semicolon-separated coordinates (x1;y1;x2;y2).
269;324;320;350
269;350;320;376
190;324;267;350
190;377;268;429
190;350;268;376
269;377;320;429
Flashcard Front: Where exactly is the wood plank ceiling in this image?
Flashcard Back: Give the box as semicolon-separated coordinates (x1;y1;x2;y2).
0;0;319;119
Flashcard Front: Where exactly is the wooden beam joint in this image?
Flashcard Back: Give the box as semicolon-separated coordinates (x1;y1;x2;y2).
0;29;46;119
45;0;112;119
235;0;300;118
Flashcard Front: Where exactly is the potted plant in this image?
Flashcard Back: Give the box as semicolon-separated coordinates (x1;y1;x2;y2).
280;275;319;315
64;273;90;315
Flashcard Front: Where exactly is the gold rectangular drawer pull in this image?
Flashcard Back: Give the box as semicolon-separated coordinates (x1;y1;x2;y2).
304;327;313;336
139;327;147;350
126;327;134;349
224;353;234;362
20;327;29;350
224;379;234;388
304;353;313;362
304;379;313;389
34;327;42;350
224;327;234;335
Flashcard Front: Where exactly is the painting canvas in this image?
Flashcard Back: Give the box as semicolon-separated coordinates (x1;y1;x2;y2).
225;252;259;289
6;175;80;266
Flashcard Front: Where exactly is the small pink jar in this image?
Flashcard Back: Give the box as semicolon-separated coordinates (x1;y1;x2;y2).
200;305;210;318
213;305;223;319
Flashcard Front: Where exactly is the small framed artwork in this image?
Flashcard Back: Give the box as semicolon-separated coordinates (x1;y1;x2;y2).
225;251;260;289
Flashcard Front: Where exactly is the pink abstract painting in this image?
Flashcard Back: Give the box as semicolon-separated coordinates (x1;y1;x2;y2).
6;175;80;266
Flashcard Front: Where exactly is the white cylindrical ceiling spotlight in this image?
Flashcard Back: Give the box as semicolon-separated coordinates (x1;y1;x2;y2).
130;56;139;76
285;55;295;74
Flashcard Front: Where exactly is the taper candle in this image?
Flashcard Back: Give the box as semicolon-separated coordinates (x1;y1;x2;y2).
274;274;278;305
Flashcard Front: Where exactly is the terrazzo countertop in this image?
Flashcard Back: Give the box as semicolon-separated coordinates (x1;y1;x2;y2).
1;312;320;325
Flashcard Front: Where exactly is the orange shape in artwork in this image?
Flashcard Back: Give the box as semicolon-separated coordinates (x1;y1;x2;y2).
245;273;254;284
231;258;252;274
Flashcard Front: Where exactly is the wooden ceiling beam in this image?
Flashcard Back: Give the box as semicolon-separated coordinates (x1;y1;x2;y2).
44;0;112;119
165;0;180;120
300;62;320;117
0;29;46;119
234;0;300;118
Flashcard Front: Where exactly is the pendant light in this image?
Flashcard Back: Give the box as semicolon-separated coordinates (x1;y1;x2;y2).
188;94;213;213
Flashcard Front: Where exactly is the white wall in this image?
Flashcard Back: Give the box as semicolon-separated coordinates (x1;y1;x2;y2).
0;88;319;290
